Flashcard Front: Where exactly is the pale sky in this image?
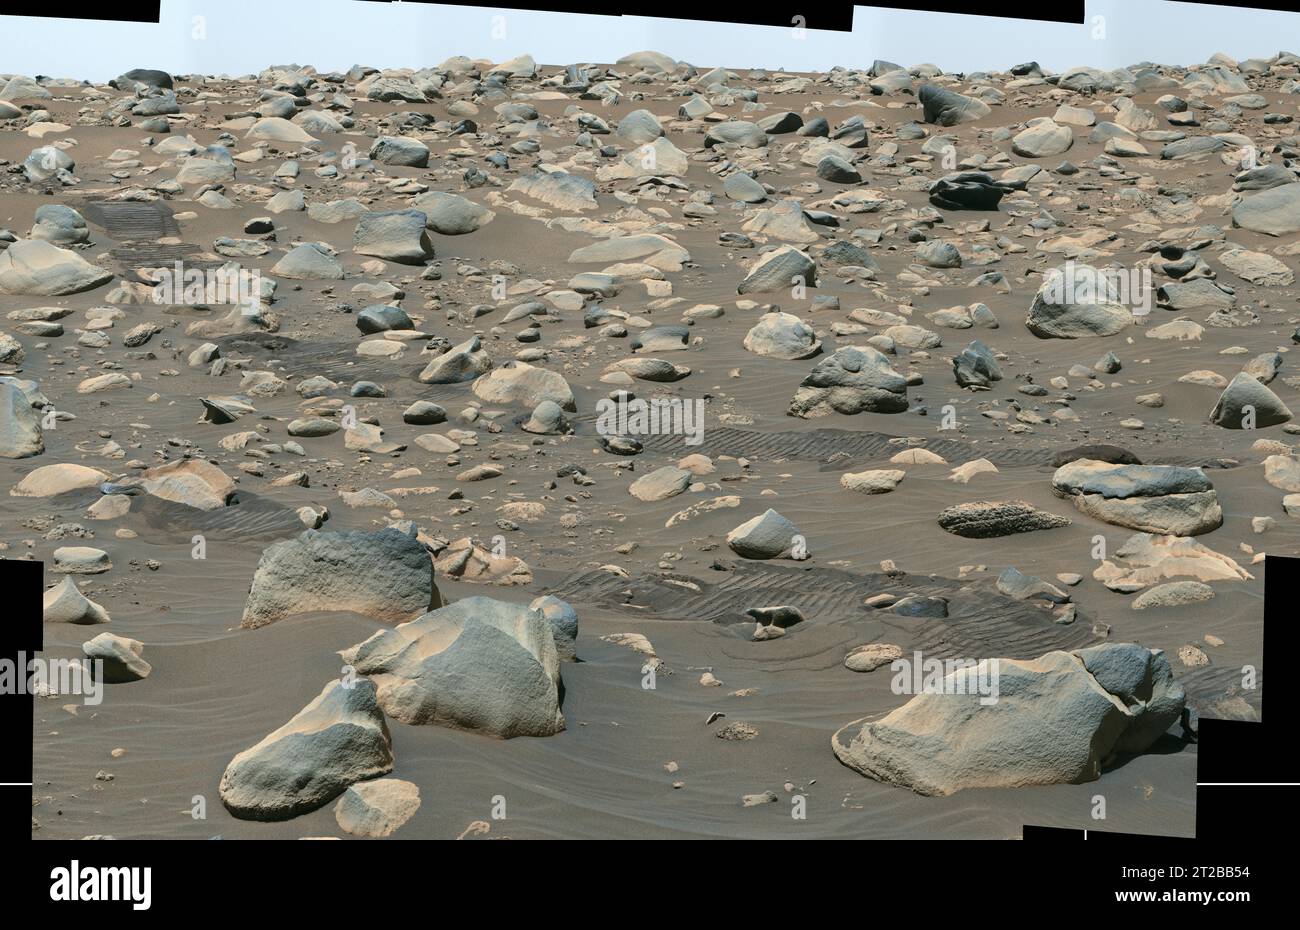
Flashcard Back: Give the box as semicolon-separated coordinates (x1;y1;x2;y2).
1;1;1297;82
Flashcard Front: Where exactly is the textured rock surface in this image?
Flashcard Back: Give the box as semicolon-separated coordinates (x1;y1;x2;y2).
340;596;564;738
833;644;1185;795
242;527;441;628
219;679;393;821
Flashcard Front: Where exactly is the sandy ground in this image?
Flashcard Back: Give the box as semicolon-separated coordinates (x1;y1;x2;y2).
6;53;1289;837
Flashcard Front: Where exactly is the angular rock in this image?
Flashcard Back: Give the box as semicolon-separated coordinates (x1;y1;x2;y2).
833;643;1184;795
219;678;393;821
241;527;441;629
339;596;564;738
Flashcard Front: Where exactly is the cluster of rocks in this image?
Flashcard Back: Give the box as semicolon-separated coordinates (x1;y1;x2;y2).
8;43;1290;835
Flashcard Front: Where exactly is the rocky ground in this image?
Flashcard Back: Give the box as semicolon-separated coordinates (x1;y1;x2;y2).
6;48;1292;839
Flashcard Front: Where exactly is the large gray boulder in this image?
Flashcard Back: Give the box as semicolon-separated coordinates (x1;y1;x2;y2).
743;311;822;359
832;643;1185;795
368;135;429;167
1011;118;1073;157
354;210;433;264
412;191;495;235
617;108;665;144
471;361;575;411
116;68;173;90
30;204;90;246
339;596;564;738
1232;183;1300;236
918;84;991;126
1160;136;1228;160
22;146;74;183
1052;459;1222;536
1025;266;1132;338
1210;372;1292;428
241;527;441;629
726;509;805;560
737;245;817;296
0;240;113;296
788;345;908;417
704;121;768;148
219;678;394;821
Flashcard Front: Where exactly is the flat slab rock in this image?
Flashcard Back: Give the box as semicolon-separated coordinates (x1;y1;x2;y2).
937;500;1072;538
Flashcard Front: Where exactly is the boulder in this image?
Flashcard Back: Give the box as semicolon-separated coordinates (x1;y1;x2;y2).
929;172;1008;211
0;240;113;296
840;469;905;494
529;594;579;661
418;335;492;384
412;191;495;235
726;509;805;559
1026;266;1133;338
508;170;598;212
1011;118;1073;157
368;135;429;167
11;463;109;498
22;145;74;183
1094;533;1252;592
918;84;991;125
271;243;345;280
83;633;150;683
737;245;817;294
788;346;908;417
138;458;236;510
43;576;110;624
354;210;433;265
1232;182;1300;236
471;361;575;411
241;527;441;629
1052;460;1222;536
743;311;821;359
629;465;692;502
30;204;90;246
219;678;393;821
52;547;112;574
434;537;533;586
1210;372;1292;428
704;121;768;148
339;596;564;738
1132;581;1215;610
832;643;1184;795
246;117;317;144
617;108;664;144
